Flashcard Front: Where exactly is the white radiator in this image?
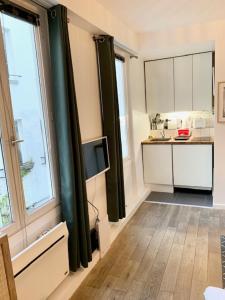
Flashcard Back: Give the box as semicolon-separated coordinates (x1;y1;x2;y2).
12;222;69;300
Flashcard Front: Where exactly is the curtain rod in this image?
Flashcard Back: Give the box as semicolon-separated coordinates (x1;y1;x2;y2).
93;36;139;59
114;41;139;59
130;55;138;59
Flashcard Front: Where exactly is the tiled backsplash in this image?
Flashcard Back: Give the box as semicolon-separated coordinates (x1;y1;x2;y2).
150;111;214;129
150;128;214;138
150;111;214;137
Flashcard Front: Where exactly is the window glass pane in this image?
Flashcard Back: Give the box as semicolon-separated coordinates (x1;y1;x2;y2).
0;139;12;228
0;13;53;212
115;59;129;159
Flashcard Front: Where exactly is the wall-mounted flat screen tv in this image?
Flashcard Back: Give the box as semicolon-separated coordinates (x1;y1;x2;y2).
82;137;110;181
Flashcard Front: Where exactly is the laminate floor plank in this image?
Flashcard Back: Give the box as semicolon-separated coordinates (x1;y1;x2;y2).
190;280;206;300
192;225;208;283
141;227;176;299
71;203;223;300
159;243;184;293
173;206;191;245
207;252;222;287
157;291;174;300
174;244;196;298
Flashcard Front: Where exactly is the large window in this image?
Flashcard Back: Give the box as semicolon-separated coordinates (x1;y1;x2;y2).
115;57;130;160
0;1;57;238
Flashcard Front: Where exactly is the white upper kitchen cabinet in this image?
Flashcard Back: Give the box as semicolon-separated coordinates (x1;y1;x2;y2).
174;55;193;111
193;52;213;111
145;59;174;114
143;144;173;185
173;145;212;189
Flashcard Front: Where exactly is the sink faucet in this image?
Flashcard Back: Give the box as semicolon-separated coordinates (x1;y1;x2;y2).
160;120;166;139
160;128;165;139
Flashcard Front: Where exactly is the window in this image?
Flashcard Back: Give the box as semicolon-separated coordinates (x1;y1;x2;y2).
0;1;57;238
115;57;130;160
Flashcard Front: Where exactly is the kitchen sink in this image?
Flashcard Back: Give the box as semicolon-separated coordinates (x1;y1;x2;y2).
150;137;171;141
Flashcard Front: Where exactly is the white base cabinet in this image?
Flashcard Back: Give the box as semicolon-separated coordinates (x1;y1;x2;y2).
143;144;213;189
173;145;213;189
143;145;173;185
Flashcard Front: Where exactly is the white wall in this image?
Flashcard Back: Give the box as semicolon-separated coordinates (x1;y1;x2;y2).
139;20;225;206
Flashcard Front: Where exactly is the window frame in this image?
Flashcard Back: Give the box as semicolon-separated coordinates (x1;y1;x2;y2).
115;55;131;163
0;0;59;236
0;58;21;236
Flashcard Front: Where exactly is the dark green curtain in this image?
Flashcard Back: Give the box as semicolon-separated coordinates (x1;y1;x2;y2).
94;35;126;222
48;5;92;271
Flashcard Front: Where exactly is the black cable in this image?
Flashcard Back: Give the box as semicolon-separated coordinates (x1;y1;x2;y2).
87;200;100;227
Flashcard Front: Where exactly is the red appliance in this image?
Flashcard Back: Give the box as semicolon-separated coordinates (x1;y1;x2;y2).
178;128;190;136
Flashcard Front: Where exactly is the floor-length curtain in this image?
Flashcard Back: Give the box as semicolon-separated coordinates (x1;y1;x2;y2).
48;5;92;271
94;35;126;222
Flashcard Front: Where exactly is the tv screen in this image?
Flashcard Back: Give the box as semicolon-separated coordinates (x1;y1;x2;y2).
82;137;110;181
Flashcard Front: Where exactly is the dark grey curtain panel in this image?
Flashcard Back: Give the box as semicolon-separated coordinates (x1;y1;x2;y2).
94;35;126;222
48;5;92;271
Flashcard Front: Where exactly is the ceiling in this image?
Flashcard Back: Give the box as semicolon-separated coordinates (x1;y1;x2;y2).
96;0;225;32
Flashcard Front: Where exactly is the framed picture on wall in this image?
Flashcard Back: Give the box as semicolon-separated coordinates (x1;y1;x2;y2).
218;81;225;122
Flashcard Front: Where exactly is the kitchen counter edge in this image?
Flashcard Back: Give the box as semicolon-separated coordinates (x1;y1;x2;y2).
142;138;214;145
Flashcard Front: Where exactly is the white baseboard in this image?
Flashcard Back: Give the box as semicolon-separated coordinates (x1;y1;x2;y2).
213;203;225;209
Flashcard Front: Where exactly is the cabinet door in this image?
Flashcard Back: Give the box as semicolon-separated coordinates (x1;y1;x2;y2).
173;145;212;188
174;55;193;111
193;52;212;111
143;145;173;185
145;59;174;114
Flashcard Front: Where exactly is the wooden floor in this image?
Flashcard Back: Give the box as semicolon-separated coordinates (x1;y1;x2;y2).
71;202;224;300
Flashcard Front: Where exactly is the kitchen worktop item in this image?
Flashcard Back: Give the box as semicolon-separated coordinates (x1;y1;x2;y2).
174;135;191;140
193;118;206;129
178;128;190;136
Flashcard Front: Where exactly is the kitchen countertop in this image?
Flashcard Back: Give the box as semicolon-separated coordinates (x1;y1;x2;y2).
142;136;214;145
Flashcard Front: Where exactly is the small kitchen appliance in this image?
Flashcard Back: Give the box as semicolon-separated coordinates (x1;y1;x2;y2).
174;128;191;140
